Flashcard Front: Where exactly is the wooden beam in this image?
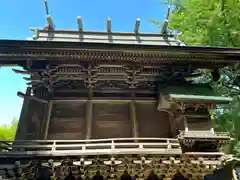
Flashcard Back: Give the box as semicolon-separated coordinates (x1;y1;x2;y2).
17;91;48;104
52;98;156;103
86;88;93;139
130;100;138;138
44;101;53;140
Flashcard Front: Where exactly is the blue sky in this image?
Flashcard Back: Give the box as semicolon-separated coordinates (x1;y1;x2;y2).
0;0;167;125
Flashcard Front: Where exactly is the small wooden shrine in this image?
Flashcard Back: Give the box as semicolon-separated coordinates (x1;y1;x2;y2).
0;8;240;180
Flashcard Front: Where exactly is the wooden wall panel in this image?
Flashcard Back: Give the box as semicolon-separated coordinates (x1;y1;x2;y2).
136;103;171;138
25;100;46;140
92;103;131;139
48;102;86;140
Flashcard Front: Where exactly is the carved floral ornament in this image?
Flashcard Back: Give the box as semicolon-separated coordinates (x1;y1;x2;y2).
1;155;231;180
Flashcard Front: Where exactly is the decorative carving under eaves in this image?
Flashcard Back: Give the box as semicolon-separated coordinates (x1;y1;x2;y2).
19;63;202;94
95;80;128;90
174;102;216;113
124;66;142;88
83;64;98;88
179;139;196;148
1;155;227;180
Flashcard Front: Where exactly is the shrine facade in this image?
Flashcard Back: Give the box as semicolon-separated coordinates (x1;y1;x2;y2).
0;14;239;180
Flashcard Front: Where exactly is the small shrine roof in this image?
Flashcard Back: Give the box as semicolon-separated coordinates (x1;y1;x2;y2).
170;94;232;103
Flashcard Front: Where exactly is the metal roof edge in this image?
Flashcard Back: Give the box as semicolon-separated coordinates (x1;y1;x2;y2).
170;94;233;102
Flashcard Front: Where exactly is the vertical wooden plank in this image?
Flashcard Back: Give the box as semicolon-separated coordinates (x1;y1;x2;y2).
130;100;138;138
14;88;31;140
39;103;49;139
44;100;53;140
86;88;93;139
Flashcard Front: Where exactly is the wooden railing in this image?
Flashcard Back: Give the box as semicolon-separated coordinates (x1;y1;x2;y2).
0;138;182;157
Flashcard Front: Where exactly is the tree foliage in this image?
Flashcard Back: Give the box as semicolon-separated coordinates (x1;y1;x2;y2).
168;0;240;47
0;120;18;141
152;0;240;156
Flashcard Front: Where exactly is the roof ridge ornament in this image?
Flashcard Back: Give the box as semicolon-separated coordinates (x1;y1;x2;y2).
161;5;170;34
44;0;49;16
44;0;55;30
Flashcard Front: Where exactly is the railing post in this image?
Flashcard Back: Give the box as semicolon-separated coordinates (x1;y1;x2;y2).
111;140;115;150
51;140;56;151
167;139;171;149
82;145;86;151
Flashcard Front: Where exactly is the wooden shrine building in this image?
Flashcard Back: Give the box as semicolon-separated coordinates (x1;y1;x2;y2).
0;13;240;180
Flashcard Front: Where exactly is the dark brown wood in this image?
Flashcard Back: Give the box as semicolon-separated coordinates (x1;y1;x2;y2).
130;100;138;138
136;102;171;138
86;88;93;139
14;88;31;140
47;102;86;140
44;101;52;140
91;102;131;139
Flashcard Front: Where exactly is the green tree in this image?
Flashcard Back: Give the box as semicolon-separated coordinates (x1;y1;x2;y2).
0;119;18;141
151;0;240;156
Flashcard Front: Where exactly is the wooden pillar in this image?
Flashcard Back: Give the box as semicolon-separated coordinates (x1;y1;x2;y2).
39;103;50;139
44;100;53;140
15;87;31;140
130;100;138;138
86;88;93;139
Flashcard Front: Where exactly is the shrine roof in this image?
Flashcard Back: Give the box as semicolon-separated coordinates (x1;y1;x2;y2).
0;16;239;67
0;39;239;67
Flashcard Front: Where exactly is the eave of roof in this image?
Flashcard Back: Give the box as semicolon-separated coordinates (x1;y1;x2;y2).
0;40;239;66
